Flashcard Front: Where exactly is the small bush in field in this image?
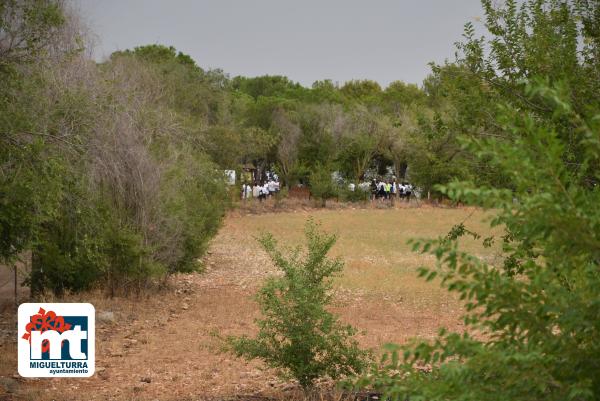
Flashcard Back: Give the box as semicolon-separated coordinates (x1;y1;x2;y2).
227;220;369;389
340;187;370;203
309;165;339;207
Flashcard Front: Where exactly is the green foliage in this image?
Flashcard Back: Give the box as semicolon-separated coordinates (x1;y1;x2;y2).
310;79;345;103
357;1;600;396
381;81;427;115
1;2;228;296
406;110;474;196
358;82;600;401
339;187;370;203
0;139;64;264
112;44;229;126
309;164;339;207
417;0;600;191
232;75;308;100
341;79;382;102
0;0;66;66
160;153;228;273
337;126;379;183
115;44;203;72
227;221;369;389
0;0;68;265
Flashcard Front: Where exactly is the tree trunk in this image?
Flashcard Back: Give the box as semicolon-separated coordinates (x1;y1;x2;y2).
30;248;43;300
14;264;18;309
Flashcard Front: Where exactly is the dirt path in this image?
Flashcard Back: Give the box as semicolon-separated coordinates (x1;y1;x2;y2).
0;212;465;401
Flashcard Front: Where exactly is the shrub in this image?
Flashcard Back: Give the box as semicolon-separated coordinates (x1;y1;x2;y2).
227;221;369;389
309;164;338;207
340;187;370;203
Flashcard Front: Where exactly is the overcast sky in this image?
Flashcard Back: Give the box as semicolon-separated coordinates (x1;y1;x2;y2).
74;0;485;88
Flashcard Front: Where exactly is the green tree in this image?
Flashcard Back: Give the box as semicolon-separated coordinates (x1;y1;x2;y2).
296;104;338;176
406;110;474;198
1;1;229;297
272;108;302;188
337;108;383;183
381;81;426;116
0;0;65;66
309;164;338;207
232;75;307;100
341;79;382;101
228;221;368;389
0;0;70;295
310;79;345;103
418;0;600;190
380;110;416;183
359;81;600;401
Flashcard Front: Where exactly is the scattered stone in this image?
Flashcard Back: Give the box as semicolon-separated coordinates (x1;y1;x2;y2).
97;368;109;381
141;376;152;383
97;311;116;324
181;303;189;310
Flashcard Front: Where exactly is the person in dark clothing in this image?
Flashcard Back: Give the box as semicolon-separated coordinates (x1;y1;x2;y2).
370;179;378;201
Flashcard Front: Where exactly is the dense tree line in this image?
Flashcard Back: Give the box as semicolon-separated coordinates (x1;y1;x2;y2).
1;1;227;296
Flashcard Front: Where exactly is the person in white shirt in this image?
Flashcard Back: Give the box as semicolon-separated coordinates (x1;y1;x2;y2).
268;180;276;195
256;182;269;201
405;183;412;201
252;183;261;199
377;180;385;199
245;183;252;199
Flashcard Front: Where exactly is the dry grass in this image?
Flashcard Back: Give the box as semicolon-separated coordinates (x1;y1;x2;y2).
0;206;498;400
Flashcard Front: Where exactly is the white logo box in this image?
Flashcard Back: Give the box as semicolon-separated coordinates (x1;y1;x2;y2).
18;303;95;378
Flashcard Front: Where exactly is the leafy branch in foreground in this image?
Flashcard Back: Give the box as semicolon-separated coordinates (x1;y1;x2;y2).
356;81;600;401
227;220;369;390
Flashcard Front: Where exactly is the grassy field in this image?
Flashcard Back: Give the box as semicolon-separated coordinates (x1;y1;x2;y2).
229;206;498;300
0;206;499;400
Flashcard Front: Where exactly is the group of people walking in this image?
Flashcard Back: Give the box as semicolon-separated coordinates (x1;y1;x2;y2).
241;180;280;201
240;176;413;203
370;179;412;201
